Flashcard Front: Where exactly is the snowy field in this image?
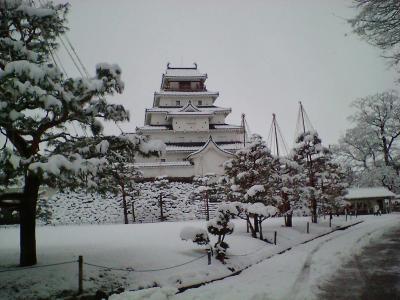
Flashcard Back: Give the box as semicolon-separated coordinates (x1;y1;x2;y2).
112;214;400;300
0;215;390;300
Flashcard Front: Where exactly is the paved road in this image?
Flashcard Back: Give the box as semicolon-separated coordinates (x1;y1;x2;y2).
318;226;400;300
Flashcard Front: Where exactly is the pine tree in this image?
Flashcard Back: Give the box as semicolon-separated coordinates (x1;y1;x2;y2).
154;176;169;221
291;131;346;223
0;2;162;265
276;156;302;227
223;134;280;236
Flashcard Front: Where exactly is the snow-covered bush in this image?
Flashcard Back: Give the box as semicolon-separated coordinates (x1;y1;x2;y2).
180;226;210;247
207;202;239;262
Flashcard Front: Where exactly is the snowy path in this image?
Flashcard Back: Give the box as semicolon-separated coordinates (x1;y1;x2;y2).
317;225;400;299
169;215;400;300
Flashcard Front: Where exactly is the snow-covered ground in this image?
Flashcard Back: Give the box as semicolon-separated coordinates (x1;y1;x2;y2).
0;214;371;299
111;214;400;300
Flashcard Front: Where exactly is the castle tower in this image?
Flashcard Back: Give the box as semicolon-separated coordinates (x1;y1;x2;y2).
135;64;245;179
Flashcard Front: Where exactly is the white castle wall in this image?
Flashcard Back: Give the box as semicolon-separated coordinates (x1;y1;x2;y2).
142;130;243;144
148;113;169;126
172;117;209;131
137;165;195;178
159;97;214;107
190;148;232;176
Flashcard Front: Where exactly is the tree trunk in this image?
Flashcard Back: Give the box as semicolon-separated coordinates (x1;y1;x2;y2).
258;217;263;240
121;184;128;224
253;214;259;233
159;194;164;221
285;213;293;227
311;197;317;223
131;201;136;223
205;191;209;221
283;196;292;227
20;173;40;266
247;216;256;238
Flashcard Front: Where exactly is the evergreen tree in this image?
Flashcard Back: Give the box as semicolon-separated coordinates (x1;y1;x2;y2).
291;131;346;223
0;2;162;265
276;156;302;227
193;173;226;220
154;175;169;221
223;134;280;235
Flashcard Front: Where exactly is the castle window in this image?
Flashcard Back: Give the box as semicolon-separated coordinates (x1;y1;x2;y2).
198;100;202;106
179;81;191;90
176;100;180;106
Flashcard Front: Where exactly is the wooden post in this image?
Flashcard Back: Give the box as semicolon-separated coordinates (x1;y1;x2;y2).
274;231;277;245
205;190;209;221
121;183;128;224
78;255;83;295
131;202;136;223
307;222;309;234
329;217;332;228
345;209;347;222
207;249;212;265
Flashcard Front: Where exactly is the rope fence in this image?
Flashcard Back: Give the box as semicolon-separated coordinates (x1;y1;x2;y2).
83;253;208;273
0;260;77;273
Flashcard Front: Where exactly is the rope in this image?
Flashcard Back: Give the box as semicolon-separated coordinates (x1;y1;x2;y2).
0;260;77;273
59;36;85;78
64;34;90;77
276;121;289;156
83;254;207;273
52;50;69;77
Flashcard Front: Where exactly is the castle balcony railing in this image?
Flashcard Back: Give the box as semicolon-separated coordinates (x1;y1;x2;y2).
163;87;207;92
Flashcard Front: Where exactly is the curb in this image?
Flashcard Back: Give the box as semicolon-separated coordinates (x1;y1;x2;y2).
177;220;364;293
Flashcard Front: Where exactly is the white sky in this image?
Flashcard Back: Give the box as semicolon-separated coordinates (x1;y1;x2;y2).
55;0;399;147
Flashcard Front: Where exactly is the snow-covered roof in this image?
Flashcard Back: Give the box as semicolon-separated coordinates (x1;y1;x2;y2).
166;143;243;152
146;106;231;114
134;161;192;168
164;67;206;79
155;91;219;97
137;124;244;132
136;125;170;131
179;102;201;112
212;124;243;129
187;136;235;160
153;91;219;107
344;187;396;200
160;65;208;90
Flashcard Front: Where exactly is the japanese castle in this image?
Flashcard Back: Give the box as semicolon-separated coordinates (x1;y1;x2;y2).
135;64;246;179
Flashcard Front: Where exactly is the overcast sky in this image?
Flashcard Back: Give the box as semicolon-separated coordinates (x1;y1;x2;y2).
55;0;398;148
